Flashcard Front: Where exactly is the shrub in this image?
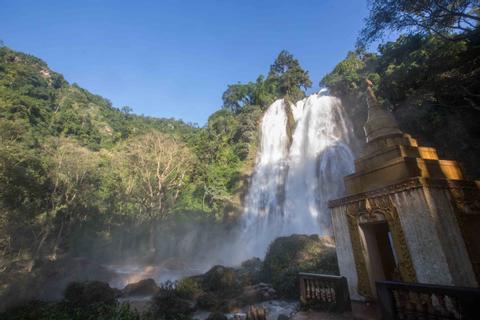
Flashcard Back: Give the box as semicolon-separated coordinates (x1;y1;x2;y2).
176;277;203;300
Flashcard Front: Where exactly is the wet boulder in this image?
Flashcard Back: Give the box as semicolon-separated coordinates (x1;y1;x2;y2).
238;283;276;304
122;278;159;296
202;265;240;293
238;258;263;286
262;235;339;298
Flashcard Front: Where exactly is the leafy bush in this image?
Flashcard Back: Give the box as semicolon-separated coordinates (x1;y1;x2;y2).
150;282;194;320
0;300;141;320
64;281;117;308
176;277;203;300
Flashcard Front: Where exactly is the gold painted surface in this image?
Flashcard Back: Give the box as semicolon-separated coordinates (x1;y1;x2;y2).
344;157;464;195
346;202;373;299
369;196;417;283
364;79;403;143
347;195;416;294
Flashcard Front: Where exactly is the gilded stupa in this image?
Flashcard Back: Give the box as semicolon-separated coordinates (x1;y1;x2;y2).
329;80;480;300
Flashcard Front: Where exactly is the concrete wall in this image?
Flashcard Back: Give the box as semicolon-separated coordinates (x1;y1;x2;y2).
424;187;477;287
331;205;364;301
391;189;453;285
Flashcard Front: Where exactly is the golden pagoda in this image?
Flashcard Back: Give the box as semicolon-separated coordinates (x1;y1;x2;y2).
329;80;480;300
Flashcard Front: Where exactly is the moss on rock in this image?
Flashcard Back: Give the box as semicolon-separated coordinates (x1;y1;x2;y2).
262;234;338;298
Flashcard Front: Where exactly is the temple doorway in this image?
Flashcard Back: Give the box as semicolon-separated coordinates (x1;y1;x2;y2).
360;221;398;296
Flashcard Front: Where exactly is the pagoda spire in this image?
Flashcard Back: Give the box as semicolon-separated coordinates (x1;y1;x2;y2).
363;79;403;143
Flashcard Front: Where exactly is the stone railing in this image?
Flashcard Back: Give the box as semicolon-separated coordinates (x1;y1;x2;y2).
299;272;351;312
376;280;480;320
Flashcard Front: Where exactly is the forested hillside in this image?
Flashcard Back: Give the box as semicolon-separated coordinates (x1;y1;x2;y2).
0;45;312;275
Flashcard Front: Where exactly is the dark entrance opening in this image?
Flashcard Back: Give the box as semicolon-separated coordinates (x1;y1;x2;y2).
360;221;398;289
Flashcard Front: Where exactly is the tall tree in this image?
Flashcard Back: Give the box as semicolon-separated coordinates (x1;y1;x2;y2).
115;131;195;253
222;83;256;112
268;50;312;102
41;138;99;261
358;0;480;47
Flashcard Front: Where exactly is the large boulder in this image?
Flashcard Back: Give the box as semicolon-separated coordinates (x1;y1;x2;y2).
237;258;263;286
122;278;159;296
262;235;339;298
238;283;276;304
202;265;240;293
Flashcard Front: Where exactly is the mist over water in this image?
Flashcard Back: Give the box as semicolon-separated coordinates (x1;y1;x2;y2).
233;91;355;263
106;92;355;285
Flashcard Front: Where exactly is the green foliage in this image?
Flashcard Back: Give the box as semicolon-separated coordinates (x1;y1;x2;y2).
151;284;194;320
221;50;311;112
0;43;273;277
0;300;141;320
358;0;480;47
322;32;480;111
64;281;117;311
322;26;480;179
268;50;312;102
176;277;203;300
320;51;367;96
222;82;256;113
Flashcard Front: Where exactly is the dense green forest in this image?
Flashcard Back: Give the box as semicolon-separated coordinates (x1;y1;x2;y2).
0;45;312;274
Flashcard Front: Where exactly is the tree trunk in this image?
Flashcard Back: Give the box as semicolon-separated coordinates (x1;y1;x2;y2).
51;216;66;260
149;221;157;255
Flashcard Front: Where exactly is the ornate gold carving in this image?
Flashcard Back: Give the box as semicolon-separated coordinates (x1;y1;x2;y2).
346;202;373;299
345;196;416;298
369;195;417;283
329;177;478;208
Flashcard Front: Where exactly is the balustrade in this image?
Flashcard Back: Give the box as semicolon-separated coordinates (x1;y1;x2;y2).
376;281;480;320
299;272;351;312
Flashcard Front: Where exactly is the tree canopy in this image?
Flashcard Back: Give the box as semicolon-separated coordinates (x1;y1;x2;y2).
268;50;312;102
358;0;480;47
222;50;311;112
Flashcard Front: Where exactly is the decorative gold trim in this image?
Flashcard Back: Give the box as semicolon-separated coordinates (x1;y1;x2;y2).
368;195;417;283
329;178;478;208
345;196;416;298
346;202;373;299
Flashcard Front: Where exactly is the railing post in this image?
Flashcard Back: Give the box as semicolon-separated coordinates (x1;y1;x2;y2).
299;274;306;305
338;276;352;312
376;282;396;320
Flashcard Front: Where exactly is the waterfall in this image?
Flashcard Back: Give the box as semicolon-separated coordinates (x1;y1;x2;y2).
235;91;355;262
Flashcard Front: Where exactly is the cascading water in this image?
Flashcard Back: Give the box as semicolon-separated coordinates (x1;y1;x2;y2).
238;99;290;260
236;91;355;262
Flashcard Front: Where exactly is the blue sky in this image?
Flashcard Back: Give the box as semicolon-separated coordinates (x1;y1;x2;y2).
1;0;372;125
